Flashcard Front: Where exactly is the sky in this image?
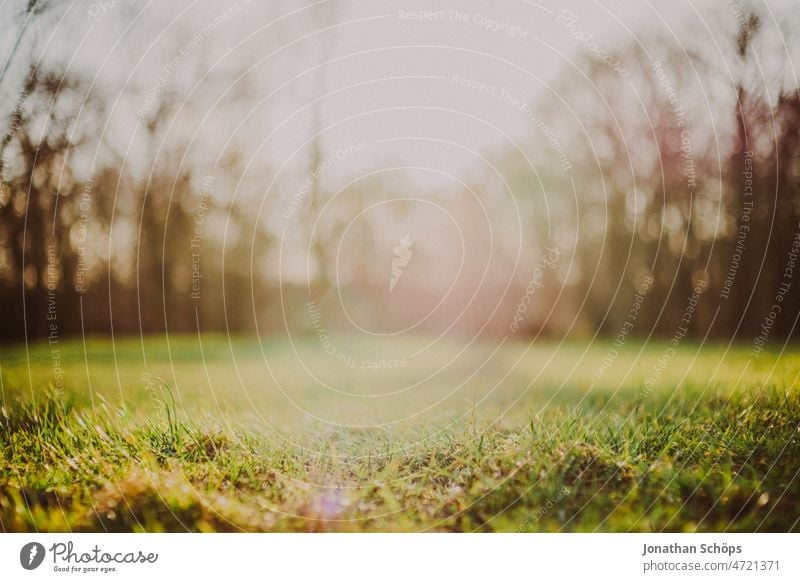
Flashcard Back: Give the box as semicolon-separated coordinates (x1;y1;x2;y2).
1;0;795;214
0;0;696;189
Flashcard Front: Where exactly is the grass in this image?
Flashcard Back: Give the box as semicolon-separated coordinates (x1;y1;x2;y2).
0;334;798;532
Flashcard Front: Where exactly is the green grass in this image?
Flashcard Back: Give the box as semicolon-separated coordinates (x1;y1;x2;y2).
1;334;798;532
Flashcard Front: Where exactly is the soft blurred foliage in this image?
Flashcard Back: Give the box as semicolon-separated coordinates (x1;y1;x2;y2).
0;0;798;342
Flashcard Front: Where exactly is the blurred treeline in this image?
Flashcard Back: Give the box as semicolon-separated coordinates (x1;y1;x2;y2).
511;9;800;342
0;2;798;343
0;64;275;341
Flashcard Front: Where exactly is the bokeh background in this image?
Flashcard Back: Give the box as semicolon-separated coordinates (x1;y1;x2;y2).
1;0;798;348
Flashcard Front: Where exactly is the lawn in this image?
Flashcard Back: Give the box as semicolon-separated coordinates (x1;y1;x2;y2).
1;334;798;532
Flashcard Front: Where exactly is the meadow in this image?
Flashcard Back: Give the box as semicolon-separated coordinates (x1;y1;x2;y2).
1;334;798;532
